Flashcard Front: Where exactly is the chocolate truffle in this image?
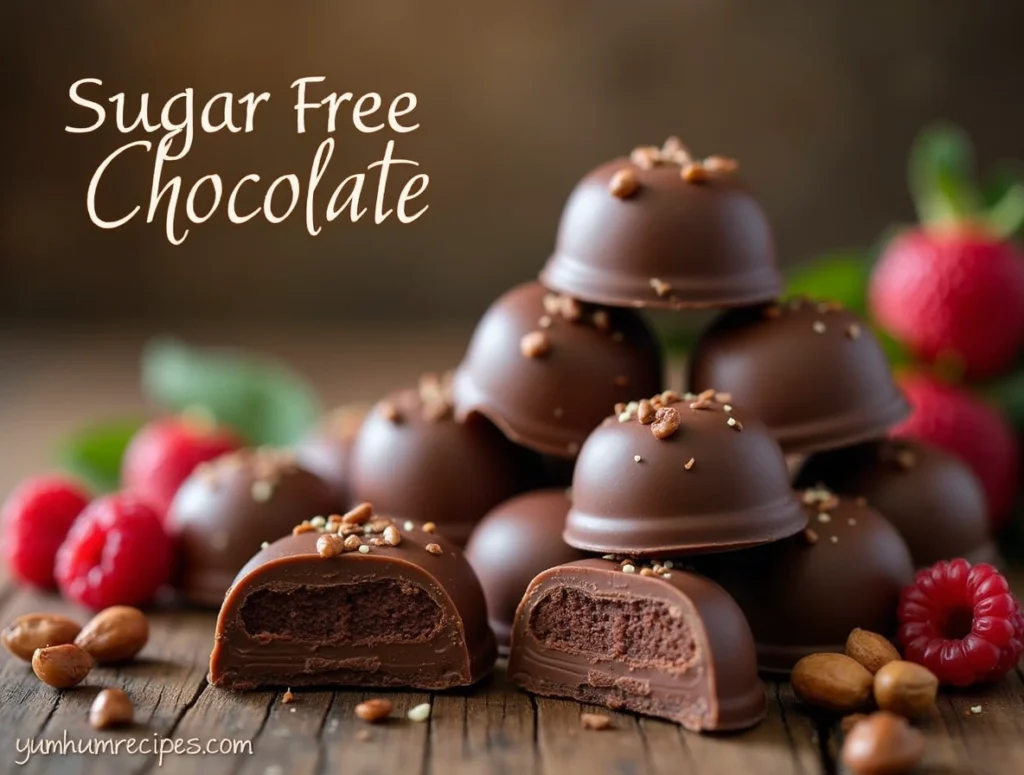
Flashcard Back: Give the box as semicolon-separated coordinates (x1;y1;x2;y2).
688;299;909;454
464;489;588;652
563;391;806;556
209;509;496;690
540;138;780;309
294;403;369;507
347;374;540;546
701;488;915;674
508;558;766;731
794;439;997;567
167;448;343;607
453;282;663;458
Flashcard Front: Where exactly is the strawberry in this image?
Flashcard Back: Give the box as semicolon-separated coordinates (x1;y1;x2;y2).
891;373;1020;531
869;125;1024;379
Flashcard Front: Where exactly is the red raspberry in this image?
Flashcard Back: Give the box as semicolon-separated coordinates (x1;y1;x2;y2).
55;492;174;610
898;559;1021;686
1;476;90;589
122;416;241;519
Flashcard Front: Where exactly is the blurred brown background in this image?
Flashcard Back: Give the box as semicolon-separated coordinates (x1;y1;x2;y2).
2;0;1024;326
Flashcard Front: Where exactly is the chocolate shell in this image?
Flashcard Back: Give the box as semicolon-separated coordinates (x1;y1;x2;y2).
347;376;540;546
540;140;780;309
167;448;344;607
701;488;915;674
464;489;588;652
563;391;806;556
688;299;909;454
294;403;369;507
453;282;663;458
209;512;497;690
508;558;766;731
794;439;997;567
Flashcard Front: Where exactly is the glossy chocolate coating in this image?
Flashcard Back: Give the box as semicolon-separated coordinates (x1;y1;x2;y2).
700;490;915;674
540;151;780;309
508;558;766;731
464;489;588;652
563;393;806;556
168;449;344;608
294;403;369;507
453;282;663;458
348;379;540;546
795;439;997;567
209;518;497;690
688;299;909;454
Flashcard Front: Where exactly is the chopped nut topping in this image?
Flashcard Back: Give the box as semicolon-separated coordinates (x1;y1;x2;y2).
310;516;326;529
726;416;743;431
251;480;274;502
649;278;672;298
651;406;682;440
804;528;819;545
637;400;656;425
812;321;827;334
293;521;316;535
423;522;437;533
681;162;708;183
818;513;832;523
661;135;690;162
609;168;640;199
703;155;739;173
581;713;613;731
538;315;552;329
660;390;681;404
282;690;295;704
630;145;660;169
421;399;451;422
715;392;732;403
613;402;627;415
621;564;636;574
355;698;393;723
343;503;374;525
382;526;401;546
684;457;695;470
358;545;370;554
380;401;402;424
846;324;862;340
344;534;363;551
633;455;642;463
689;400;715;411
639;568;656;577
829;535;839;544
407;703;431;722
317;533;344;558
592;310;611;332
260;541;269;549
520;331;551;359
425;543;442;556
697;389;716;401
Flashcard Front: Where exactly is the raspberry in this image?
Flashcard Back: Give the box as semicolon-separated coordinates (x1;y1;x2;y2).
1;476;90;588
55;492;174;610
898;559;1021;686
122;415;241;519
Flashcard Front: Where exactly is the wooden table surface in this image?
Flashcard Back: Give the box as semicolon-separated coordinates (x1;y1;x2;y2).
1;325;1023;775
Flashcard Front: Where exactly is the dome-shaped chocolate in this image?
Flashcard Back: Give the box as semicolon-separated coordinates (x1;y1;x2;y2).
563;391;806;556
464;489;588;652
701;488;915;673
294;403;369;507
795;439;997;567
348;376;540;546
689;299;909;454
452;282;663;458
540;140;780;309
167;448;344;607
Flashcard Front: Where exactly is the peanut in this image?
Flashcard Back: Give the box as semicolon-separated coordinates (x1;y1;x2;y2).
791;653;873;713
90;688;134;729
75;606;149;664
1;614;81;662
355;698;392;723
32;644;94;688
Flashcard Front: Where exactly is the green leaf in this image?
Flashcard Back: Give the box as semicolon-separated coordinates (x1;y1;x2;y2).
909;122;981;227
785;252;870;315
142;338;321;447
59;418;143;493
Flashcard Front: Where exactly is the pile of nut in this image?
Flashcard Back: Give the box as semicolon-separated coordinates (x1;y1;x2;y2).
791;628;938;775
1;606;150;730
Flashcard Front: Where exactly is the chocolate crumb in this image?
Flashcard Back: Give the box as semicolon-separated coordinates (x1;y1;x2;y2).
651;407;682;440
520;330;551;359
609;168;640;199
581;713;613;731
426;543;442;556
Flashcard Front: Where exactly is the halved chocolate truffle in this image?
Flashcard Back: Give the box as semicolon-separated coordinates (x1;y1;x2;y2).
453;282;663;458
540;138;780;309
688;299;909;454
167;448;344;607
347;374;540;545
700;488;915;674
794;439;997;567
464;489;588;652
294;403;369;507
209;509;497;690
508;558;766;731
563;391;806;556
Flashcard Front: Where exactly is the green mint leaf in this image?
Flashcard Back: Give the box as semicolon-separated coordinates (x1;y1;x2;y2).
909;123;980;226
142;338;321;447
59;418;143;493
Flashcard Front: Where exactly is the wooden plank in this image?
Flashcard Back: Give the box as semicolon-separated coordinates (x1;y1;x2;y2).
535;696;649;775
318;690;431;775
